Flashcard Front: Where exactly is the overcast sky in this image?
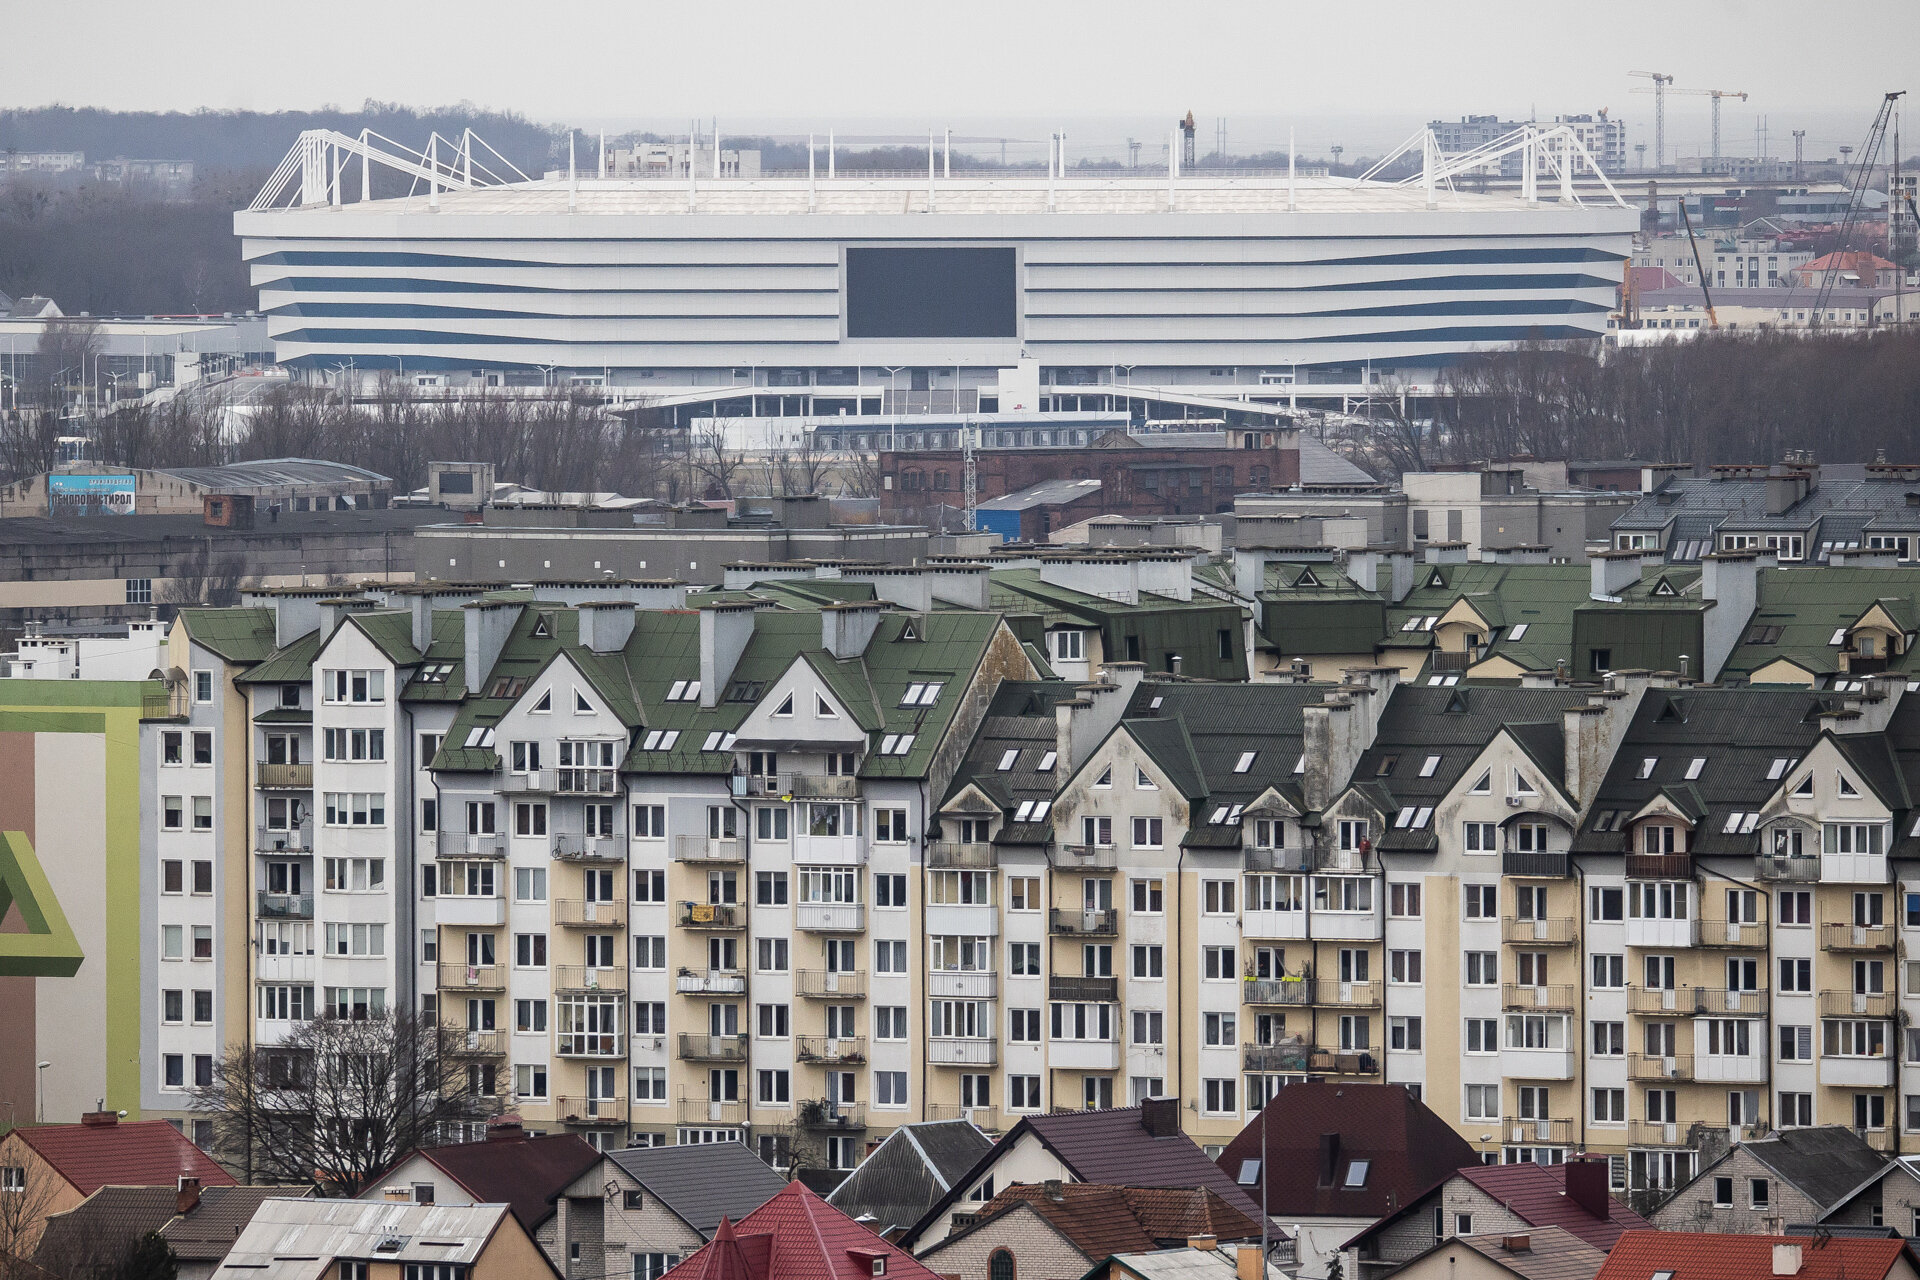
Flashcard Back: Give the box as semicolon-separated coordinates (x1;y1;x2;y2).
6;0;1915;157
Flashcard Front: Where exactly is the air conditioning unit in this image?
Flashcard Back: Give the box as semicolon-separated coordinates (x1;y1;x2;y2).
1505;796;1525;807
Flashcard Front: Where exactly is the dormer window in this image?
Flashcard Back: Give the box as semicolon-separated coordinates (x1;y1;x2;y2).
1637;758;1657;780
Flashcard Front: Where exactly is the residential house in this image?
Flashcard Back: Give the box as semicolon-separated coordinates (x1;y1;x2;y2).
1647;1127;1889;1234
605;1141;789;1269
1607;464;1920;567
0;1111;234;1254
1346;1158;1647;1278
915;1182;1272;1280
33;1184;295;1280
826;1119;995;1236
661;1181;940;1280
1377;1227;1606;1280
1215;1083;1480;1278
1817;1154;1920;1235
898;1100;1266;1251
1592;1231;1920;1280
213;1199;560;1280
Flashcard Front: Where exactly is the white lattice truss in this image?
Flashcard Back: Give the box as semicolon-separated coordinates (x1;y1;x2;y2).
1359;124;1628;209
251;129;529;211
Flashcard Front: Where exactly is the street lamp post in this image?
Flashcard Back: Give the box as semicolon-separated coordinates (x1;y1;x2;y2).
36;1060;51;1123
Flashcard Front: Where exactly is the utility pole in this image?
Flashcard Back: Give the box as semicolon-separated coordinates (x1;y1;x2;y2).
1635;142;1647;171
1793;129;1806;182
1331;145;1343;174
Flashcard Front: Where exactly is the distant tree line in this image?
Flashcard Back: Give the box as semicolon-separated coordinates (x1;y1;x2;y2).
1425;330;1920;469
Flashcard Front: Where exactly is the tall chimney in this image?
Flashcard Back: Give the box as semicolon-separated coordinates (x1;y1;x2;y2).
1140;1096;1181;1138
1563;1155;1612;1220
1319;1132;1341;1185
176;1177;202;1216
699;602;758;708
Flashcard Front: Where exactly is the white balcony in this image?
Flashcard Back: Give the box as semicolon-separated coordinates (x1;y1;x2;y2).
928;971;998;999
1695;1053;1767;1083
1311;912;1382;941
926;903;1000;937
1049;1039;1122;1071
675;970;747;996
1500;1046;1576;1081
795;903;866;932
1624;917;1700;949
792;834;865;865
927;1037;999;1066
256;953;316;983
435;895;506;927
1821;1054;1895;1088
1240;908;1307;940
1821;850;1891;884
673;835;745;863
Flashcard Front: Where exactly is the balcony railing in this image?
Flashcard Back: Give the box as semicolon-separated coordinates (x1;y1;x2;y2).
927;1038;999;1066
553;966;627;993
778;773;861;799
436;830;507;859
1628;1119;1688;1147
1503;984;1576;1012
1304;1049;1379;1075
1502;850;1572;878
256;762;313;789
552;1094;628;1124
556;1030;626;1058
1629;1053;1695;1082
554;768;619;796
675;969;746;995
501;770;557;795
552;833;624;863
1242;976;1313;1006
256;824;311;852
256;891;313;919
438;962;505;991
1754;854;1820;882
678;1033;749;1063
1820;989;1896;1018
1050;975;1119;1002
1244;1041;1314;1072
674;835;746;863
925;1103;1000;1130
677;1096;748;1126
795;903;866;932
795;1099;865;1130
927;842;998;869
449;1030;505;1056
1054;844;1119;869
1625;853;1695;880
1311;979;1383;1007
1245;846;1313;872
929;970;998;999
1501;916;1576;945
1698;919;1768;948
678;901;745;930
796;1036;867;1065
1049;907;1118;936
554;898;627;928
1503;1116;1575;1145
795;969;867;999
1821;922;1895;952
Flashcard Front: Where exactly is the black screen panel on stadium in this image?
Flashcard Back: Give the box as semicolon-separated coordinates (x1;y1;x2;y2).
845;247;1018;338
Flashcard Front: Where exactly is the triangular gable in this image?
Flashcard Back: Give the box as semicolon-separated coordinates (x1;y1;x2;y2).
1437;597;1492;631
1649;575;1681;598
1628;790;1697;827
1458;729;1577;813
1747;655;1822;685
938;782;1005;816
1293;567;1323;588
1423;567;1449;589
1241;784;1302;820
1852;600;1909;639
733;654;874;744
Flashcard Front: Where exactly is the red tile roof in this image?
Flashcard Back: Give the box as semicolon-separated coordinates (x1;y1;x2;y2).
1594;1231;1909;1280
11;1119;235;1197
1454;1163;1649;1251
1215;1082;1479;1219
665;1182;944;1280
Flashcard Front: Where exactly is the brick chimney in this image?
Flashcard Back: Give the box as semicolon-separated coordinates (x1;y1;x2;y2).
486;1115;527;1142
1140;1096;1181;1138
177;1177;202;1216
80;1110;119;1127
1319;1133;1341;1185
1564;1155;1611;1220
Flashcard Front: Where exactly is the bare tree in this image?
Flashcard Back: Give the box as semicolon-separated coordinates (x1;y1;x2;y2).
160;544;248;607
0;1141;69;1262
687;427;746;501
189;1011;498;1196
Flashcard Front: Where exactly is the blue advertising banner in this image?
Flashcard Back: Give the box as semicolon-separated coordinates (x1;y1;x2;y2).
48;473;137;516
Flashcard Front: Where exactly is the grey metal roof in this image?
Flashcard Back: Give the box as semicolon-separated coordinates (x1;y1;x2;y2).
1613;474;1920;561
825;1121;994;1234
220;1200;518;1280
605;1141;787;1236
977;477;1104;511
156;456;391;488
1738;1127;1892;1210
1296;439;1381;488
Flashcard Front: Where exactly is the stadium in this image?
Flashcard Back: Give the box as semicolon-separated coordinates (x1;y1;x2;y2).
233;127;1639;416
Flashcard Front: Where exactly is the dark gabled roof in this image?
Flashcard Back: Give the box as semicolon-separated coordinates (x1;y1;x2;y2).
665;1182;940;1280
405;1133;603;1234
1120;680;1322;823
233;627;325;686
1452;1163;1649;1249
608;1140;788;1237
949;1184;1266;1262
1713;1127;1891;1211
825;1121;994;1234
35;1186;181;1271
159;1186;306;1260
1723;569;1920;682
1350;686;1584;851
1216;1081;1480;1220
1570;686;1849;854
940;680;1082;840
1400;1227;1609;1280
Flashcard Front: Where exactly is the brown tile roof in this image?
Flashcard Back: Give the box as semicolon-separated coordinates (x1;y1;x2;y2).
1215;1082;1479;1220
971;1185;1269;1260
1455;1228;1609;1280
11;1119;235;1197
1454;1163;1649;1250
162;1186;306;1260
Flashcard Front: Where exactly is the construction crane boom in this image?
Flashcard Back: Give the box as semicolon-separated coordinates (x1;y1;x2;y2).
1678;198;1719;329
1814;91;1905;325
1629;71;1673;169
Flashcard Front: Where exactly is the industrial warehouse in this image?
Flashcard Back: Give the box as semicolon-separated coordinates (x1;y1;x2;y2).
232;126;1638;415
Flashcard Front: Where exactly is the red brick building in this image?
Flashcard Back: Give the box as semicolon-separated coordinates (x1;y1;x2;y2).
879;431;1301;527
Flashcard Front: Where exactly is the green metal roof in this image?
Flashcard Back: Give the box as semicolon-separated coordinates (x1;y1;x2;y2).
1723;568;1920;683
176;608;277;665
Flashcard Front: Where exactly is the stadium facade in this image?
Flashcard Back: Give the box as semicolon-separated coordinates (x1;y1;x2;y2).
234;131;1638;410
